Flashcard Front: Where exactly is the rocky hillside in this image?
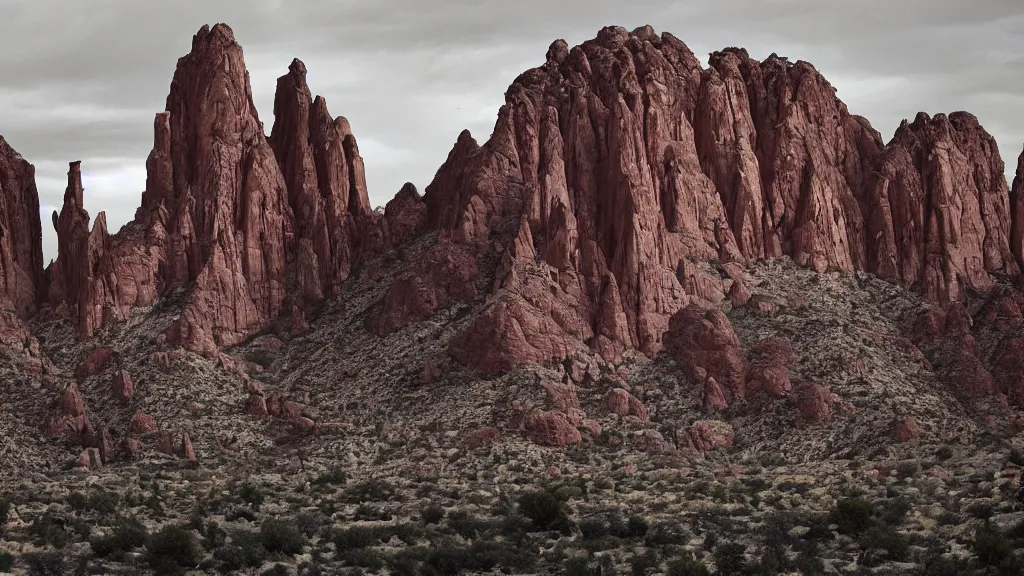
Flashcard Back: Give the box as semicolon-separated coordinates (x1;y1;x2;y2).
0;22;1022;576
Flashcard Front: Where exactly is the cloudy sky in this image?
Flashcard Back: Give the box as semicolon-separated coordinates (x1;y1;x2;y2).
2;0;1023;261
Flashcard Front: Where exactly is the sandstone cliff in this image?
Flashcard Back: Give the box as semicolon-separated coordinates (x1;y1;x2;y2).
0;136;44;318
4;23;1024;376
417;26;1023;372
44;24;382;353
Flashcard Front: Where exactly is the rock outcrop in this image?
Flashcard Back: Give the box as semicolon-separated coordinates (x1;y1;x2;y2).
385;25;1024;374
42;24;382;354
0;137;44;318
11;23;1024;387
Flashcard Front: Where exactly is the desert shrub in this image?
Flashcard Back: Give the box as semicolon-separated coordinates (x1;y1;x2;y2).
858;525;909;563
421;540;535;575
68;490;88;510
238;484;265;511
345;479;397;503
895;460;920;479
630;550;659;576
27;512;71;548
354;502;392;521
200;520;227;549
1009;448;1024;467
919;554;975;576
262;564;291;576
666;552;711;576
87;487;119;514
260;518;306;556
881;497;913;526
388;547;432;576
565;556;595;576
339;547;386;569
713;542;749;575
421;504;445;525
446;510;501;539
294;511;322;538
973;523;1014;566
645;521;688;546
579;516;610;540
330;525;387;549
966;501;994;520
91;515;148;558
225;506;258;522
24;551;65;576
518;490;564;531
625;515;649;539
311;466;347;488
218;530;267;570
0;553;12;573
935;446;953;460
794;549;826;576
147;524;202;573
0;500;10;525
830;498;875;535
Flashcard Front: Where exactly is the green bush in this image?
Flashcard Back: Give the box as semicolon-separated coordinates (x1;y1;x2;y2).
260;519;306;556
881;497;913;526
27;512;70;548
312;466;347;487
87;488;119;515
339;547;386;569
147;524;202;573
564;556;593;576
422;540;536;575
262;564;291;576
858;525;910;562
23;551;65;576
217;530;267;570
238;484;265;511
330;525;391;549
626;515;649;539
973;523;1014;566
0;552;12;573
345;479;398;503
517;490;564;531
713;542;749;575
578;516;610;540
666;553;711;576
91;515;148;558
421;504;445;525
631;550;659;576
830;498;875;535
68;491;88;511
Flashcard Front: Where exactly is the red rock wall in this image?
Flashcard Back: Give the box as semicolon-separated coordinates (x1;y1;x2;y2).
427;25;1024;371
0;137;44;318
45;24;385;353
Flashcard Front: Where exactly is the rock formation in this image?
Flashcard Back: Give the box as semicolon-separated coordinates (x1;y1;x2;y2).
5;22;1024;384
43;24;381;354
403;25;1024;373
0;137;44;318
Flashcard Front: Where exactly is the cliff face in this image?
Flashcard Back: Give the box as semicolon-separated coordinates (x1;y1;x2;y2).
43;24;392;353
0;136;44;319
4;23;1023;374
411;26;1024;372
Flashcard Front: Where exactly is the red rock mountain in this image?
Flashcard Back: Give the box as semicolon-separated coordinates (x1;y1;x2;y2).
44;24;385;353
0;136;44;318
3;23;1024;378
418;26;1024;371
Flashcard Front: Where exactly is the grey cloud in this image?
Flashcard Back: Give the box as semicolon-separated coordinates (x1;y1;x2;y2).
1;0;1023;261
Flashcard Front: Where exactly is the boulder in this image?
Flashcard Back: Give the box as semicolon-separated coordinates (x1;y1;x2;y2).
111;370;134;403
522;410;582;447
665;305;747;400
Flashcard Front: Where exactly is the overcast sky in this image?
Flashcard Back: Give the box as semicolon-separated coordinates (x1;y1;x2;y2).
2;0;1023;262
